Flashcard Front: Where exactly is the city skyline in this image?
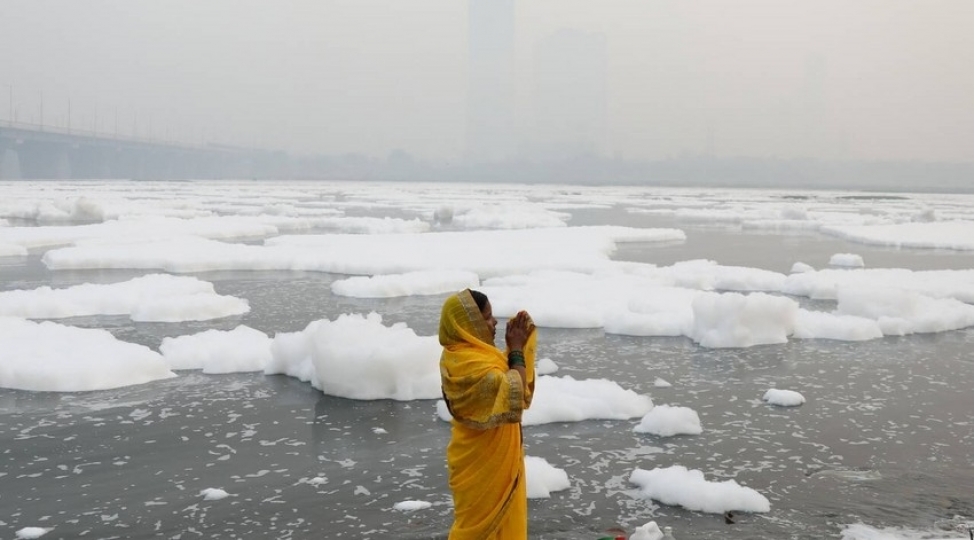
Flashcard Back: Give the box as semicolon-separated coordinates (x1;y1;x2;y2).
0;1;971;165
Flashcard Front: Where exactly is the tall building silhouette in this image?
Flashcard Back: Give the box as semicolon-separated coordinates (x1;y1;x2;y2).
530;28;607;159
466;0;515;163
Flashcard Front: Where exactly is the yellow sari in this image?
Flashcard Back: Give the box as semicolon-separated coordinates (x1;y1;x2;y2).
439;290;536;540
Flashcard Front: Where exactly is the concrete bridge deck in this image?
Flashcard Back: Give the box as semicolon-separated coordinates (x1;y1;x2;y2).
0;121;285;180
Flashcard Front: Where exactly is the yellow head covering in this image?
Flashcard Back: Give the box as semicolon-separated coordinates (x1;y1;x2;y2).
439;289;494;350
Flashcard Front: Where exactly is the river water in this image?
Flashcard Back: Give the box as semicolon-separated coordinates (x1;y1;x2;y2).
0;201;971;539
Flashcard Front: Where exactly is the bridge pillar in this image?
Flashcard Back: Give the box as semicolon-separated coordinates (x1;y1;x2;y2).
70;145;116;179
0;145;21;180
53;147;72;179
19;141;76;179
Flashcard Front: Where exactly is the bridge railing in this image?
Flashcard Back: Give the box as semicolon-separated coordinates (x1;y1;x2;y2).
0;118;209;150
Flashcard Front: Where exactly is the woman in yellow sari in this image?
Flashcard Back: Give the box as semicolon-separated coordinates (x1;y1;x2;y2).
439;289;536;540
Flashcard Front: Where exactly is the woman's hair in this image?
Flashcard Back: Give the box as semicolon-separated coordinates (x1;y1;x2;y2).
469;289;488;312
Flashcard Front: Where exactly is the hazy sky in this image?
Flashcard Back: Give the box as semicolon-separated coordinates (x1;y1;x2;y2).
1;0;971;163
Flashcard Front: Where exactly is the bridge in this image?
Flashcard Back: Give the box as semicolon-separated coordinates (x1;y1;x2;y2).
0;121;288;180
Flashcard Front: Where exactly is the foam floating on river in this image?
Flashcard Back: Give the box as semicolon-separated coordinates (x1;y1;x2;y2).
763;389;806;407
628;465;771;514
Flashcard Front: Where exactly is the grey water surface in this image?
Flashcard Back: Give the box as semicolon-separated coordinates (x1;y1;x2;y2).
0;207;971;540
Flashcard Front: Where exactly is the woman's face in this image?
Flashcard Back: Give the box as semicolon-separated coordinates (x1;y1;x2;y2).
480;300;498;341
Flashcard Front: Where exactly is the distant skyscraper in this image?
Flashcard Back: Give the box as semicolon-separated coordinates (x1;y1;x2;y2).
466;0;515;163
799;53;827;158
531;29;607;159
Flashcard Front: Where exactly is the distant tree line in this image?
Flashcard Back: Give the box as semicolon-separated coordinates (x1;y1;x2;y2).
282;152;972;194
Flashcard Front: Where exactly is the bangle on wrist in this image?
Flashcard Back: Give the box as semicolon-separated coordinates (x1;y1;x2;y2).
508;350;525;368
